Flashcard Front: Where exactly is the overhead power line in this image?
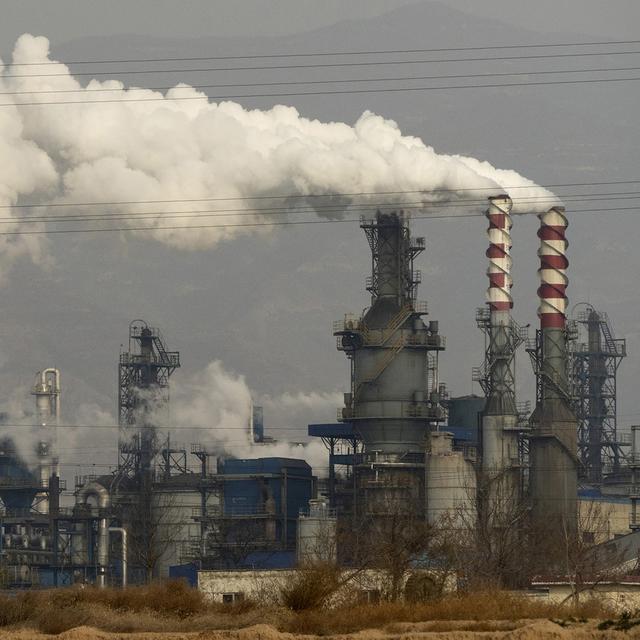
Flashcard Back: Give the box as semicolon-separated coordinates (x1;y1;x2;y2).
1;191;639;226
6;75;640;107
3;179;639;210
8;38;640;67
0;204;636;238
7;48;640;79
4;65;640;97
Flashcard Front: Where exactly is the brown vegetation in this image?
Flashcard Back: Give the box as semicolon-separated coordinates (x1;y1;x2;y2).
0;582;615;637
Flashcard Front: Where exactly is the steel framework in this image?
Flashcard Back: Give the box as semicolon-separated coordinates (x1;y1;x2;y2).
568;306;627;482
361;213;425;306
117;320;180;479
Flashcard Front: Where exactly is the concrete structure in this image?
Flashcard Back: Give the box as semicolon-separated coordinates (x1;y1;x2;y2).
334;211;445;517
198;567;454;604
426;432;476;525
528;206;578;548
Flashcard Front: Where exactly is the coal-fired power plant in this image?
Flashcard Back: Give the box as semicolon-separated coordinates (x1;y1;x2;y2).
0;194;638;590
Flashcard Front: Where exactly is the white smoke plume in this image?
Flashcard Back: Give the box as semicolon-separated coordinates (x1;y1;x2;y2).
0;46;57;282
0;33;558;278
0;385;118;474
171;360;330;474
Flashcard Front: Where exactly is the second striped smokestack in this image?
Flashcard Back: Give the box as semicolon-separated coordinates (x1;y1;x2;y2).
529;205;578;556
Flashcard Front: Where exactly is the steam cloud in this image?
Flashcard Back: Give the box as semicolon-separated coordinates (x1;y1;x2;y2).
0;33;558;281
0;361;333;476
170;361;330;474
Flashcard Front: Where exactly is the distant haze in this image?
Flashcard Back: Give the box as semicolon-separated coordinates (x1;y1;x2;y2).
0;2;636;484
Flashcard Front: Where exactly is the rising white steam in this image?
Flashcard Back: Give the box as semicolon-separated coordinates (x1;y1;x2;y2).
0;33;557;276
171;360;330;474
0;49;57;282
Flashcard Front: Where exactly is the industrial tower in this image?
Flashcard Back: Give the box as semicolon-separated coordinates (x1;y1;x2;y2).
473;196;527;507
569;306;627;483
528;207;578;546
335;211;445;517
31;368;61;514
118;321;181;479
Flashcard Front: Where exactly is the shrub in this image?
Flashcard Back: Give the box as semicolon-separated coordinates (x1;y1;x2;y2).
280;564;342;611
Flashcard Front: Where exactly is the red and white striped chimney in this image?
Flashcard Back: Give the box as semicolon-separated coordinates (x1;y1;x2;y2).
486;195;513;316
537;206;568;329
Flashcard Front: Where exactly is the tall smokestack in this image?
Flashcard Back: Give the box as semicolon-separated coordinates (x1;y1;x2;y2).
529;206;578;553
480;196;520;509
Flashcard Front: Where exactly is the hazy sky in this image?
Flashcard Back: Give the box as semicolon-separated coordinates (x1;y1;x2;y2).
1;0;638;44
0;1;638;481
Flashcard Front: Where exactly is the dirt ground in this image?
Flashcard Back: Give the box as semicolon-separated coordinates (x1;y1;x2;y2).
2;620;640;639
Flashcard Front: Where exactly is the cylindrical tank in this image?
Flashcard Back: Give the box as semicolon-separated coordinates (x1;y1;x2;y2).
296;498;337;564
426;432;476;525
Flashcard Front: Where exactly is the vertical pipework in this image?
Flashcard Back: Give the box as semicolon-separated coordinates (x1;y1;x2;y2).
32;368;61;514
530;205;578;553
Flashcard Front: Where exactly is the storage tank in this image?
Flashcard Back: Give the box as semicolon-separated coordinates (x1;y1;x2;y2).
297;498;337;564
426;432;476;525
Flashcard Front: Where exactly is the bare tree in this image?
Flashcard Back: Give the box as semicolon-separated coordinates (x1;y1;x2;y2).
342;494;454;602
444;467;531;589
559;500;627;605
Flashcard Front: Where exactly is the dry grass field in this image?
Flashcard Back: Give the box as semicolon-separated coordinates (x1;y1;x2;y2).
0;581;635;638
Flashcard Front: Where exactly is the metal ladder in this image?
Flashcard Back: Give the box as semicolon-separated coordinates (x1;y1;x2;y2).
355;335;406;398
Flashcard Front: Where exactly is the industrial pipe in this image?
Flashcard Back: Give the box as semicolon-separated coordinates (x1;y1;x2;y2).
32;368;61;514
77;481;111;588
108;527;128;589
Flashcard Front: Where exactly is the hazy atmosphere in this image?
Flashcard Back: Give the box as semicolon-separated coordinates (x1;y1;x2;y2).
0;0;637;482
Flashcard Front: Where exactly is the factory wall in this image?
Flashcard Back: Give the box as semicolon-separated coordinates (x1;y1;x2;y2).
220;458;313;546
198;568;455;603
152;486;202;579
579;497;632;543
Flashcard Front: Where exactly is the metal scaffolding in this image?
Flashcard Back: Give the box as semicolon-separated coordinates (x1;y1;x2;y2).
117;320;181;479
568;306;627;482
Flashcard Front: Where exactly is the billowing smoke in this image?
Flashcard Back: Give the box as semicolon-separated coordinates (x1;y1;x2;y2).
0;33;557;279
0;384;118;473
0;48;57;282
171;360;330;474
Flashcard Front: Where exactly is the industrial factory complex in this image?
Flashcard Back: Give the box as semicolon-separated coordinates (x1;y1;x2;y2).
1;197;639;592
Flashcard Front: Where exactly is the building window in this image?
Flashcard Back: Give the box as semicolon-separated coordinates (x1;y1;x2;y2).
582;531;595;544
358;589;380;604
222;592;245;604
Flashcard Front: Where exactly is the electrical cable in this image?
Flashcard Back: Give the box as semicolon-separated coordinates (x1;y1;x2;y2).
6;75;640;106
8;48;640;79
0;191;638;226
8;38;640;66
0;204;637;237
4;65;640;96
4;179;639;210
